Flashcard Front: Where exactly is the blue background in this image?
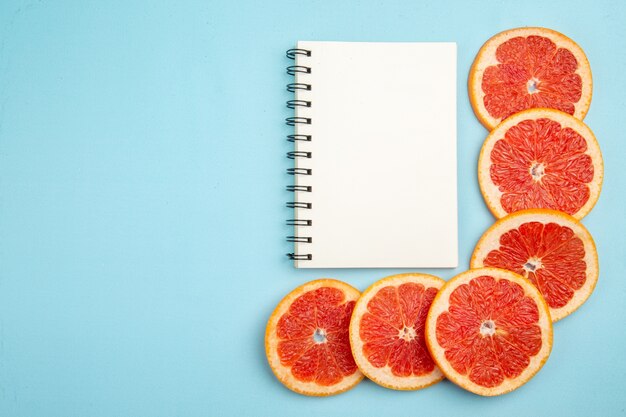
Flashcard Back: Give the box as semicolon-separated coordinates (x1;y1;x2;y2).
0;0;625;416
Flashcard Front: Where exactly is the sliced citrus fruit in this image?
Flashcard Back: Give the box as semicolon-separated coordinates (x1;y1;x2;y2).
349;273;445;390
469;27;592;130
265;279;363;396
471;209;599;322
425;268;553;396
478;108;603;219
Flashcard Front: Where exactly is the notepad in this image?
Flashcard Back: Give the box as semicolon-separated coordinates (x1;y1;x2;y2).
286;41;457;268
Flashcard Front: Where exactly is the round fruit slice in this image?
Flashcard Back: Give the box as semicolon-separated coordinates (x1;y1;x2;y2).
265;279;363;396
478;108;603;219
471;209;599;322
349;273;445;390
425;268;553;396
469;27;592;130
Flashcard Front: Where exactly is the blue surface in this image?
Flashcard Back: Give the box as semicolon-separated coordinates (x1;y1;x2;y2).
0;0;625;416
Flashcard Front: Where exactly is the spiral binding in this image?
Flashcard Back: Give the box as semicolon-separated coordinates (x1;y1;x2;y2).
286;185;311;192
287;254;312;261
287;134;311;142
285;47;312;262
287;236;312;243
286;65;311;75
286;219;312;226
286;151;311;159
286;100;311;109
286;48;311;59
287;83;311;92
285;117;311;126
286;168;312;175
286;202;312;209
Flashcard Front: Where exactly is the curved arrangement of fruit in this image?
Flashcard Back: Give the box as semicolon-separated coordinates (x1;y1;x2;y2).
469;27;592;130
265;26;602;399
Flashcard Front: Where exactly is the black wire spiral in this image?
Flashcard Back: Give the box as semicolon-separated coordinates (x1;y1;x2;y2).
285;48;312;262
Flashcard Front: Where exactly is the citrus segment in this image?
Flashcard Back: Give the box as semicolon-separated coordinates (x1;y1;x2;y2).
349;274;444;390
266;279;363;396
469;27;592;130
425;268;552;396
478;108;603;219
471;209;599;321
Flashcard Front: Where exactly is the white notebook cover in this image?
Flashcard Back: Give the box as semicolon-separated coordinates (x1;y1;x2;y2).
290;41;457;268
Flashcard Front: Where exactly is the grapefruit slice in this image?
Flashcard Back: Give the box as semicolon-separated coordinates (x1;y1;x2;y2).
469;27;592;130
265;279;363;396
349;273;445;390
478;108;603;219
425;268;553;396
471;209;599;322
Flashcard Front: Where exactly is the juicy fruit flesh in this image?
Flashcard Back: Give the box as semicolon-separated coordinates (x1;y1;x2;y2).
276;287;357;386
435;276;543;388
360;283;438;377
482;35;582;121
482;221;587;309
490;118;594;215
